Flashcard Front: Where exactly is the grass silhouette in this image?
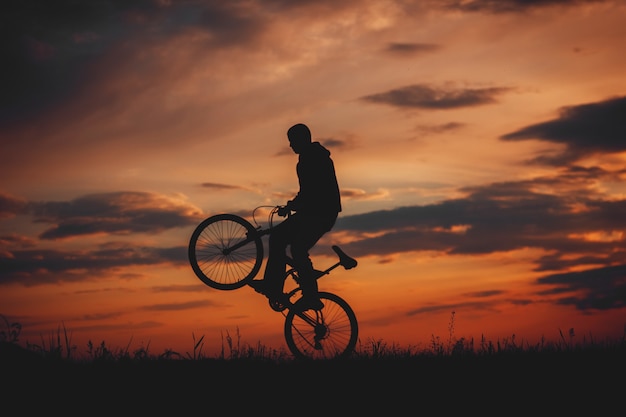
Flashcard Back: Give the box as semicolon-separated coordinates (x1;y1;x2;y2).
2;314;623;413
2;313;624;362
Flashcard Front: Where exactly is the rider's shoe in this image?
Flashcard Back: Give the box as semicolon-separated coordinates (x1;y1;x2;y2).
248;279;281;299
298;295;324;311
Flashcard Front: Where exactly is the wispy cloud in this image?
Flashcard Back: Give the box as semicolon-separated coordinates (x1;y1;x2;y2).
415;122;466;136
200;182;249;191
360;84;511;109
141;299;216;312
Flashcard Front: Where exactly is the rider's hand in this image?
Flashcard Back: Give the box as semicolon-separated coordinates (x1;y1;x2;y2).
277;205;290;217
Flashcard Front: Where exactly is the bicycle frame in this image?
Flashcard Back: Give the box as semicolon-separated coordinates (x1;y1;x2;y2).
263;244;357;311
223;207;356;279
188;206;359;359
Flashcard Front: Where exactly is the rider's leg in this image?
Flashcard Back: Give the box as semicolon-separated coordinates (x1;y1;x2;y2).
290;244;322;310
290;214;336;308
251;218;293;297
289;245;317;293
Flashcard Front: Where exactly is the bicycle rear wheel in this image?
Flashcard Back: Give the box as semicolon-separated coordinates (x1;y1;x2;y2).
284;292;358;360
188;214;263;290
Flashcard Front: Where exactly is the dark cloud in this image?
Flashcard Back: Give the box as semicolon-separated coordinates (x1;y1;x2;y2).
319;137;350;149
335;168;626;258
2;0;142;125
0;234;38;250
0;0;269;127
537;264;626;311
464;290;506;298
275;137;353;157
260;0;363;13
535;251;626;272
197;2;267;46
441;0;608;13
384;42;441;55
361;84;511;109
0;190;198;285
500;96;626;165
0;193;29;219
27;191;203;239
407;299;500;316
0;244;187;286
328;166;626;311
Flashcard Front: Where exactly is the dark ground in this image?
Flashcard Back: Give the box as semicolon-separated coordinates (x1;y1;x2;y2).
2;341;623;414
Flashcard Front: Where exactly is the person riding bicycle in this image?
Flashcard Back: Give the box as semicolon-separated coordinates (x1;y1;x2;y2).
249;123;342;310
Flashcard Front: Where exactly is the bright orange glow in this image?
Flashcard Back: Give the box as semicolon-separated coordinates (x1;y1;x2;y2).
569;231;624;242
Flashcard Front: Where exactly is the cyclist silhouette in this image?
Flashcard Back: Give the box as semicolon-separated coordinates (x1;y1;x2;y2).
249;123;342;310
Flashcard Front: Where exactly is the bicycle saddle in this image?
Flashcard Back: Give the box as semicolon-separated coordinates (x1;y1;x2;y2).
332;245;358;270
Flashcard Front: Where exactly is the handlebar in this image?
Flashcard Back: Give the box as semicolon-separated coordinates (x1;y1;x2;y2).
276;205;291;217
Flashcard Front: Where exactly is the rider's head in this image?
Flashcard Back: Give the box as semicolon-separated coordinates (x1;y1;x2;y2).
287;123;311;154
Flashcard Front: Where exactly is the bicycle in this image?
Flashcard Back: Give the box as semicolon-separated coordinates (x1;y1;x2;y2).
188;206;359;360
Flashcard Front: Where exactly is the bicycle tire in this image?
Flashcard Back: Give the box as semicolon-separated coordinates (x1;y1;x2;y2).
188;214;263;290
284;292;358;360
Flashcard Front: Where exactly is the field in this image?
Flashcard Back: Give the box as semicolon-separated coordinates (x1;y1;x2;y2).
2;318;623;413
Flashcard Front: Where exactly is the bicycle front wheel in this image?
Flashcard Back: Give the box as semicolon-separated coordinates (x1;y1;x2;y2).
284;292;358;360
188;214;263;290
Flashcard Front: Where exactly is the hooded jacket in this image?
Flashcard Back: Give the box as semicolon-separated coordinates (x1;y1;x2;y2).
288;141;341;216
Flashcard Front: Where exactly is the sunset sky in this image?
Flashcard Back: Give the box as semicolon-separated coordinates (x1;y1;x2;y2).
2;0;626;357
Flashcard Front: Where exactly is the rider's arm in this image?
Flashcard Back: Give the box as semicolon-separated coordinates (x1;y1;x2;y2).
278;202;293;217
